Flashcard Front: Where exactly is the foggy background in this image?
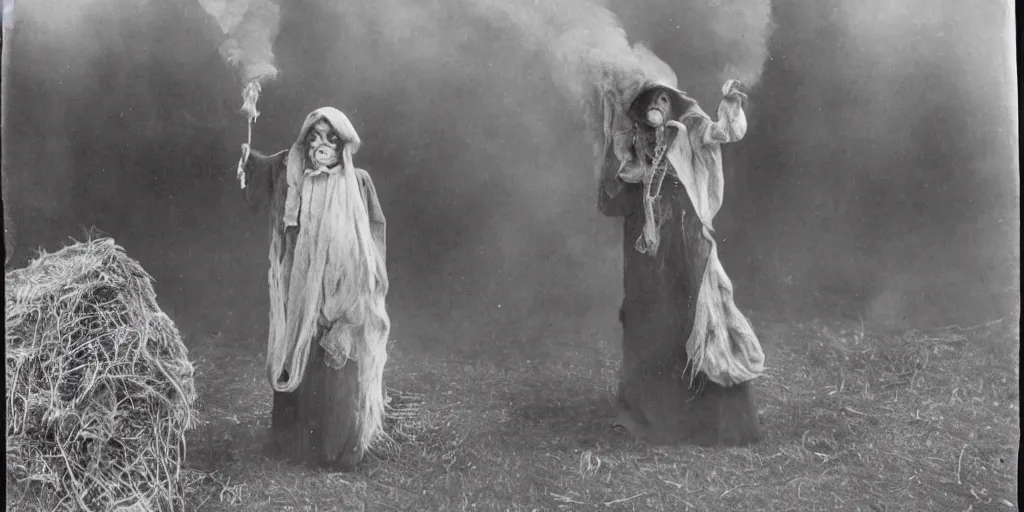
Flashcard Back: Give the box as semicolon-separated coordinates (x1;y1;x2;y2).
2;0;1018;353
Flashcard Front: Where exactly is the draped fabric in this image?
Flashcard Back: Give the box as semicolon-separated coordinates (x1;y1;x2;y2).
595;79;765;387
249;107;390;454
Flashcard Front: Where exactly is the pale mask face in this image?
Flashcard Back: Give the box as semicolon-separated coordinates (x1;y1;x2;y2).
306;120;342;169
645;91;674;127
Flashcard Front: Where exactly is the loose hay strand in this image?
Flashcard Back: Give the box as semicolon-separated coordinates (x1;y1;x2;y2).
6;238;198;512
369;388;429;461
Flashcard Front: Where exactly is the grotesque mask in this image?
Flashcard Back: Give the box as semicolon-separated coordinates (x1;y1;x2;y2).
306;120;342;170
631;89;676;166
644;91;674;128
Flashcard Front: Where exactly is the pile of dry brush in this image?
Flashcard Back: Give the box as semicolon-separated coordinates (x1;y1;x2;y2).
5;238;197;512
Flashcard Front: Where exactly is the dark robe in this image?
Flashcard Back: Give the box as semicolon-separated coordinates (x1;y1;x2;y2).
599;152;761;448
598;102;765;444
241;148;387;471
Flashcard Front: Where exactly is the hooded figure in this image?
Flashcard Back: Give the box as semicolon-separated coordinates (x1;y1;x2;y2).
239;107;389;471
592;78;764;446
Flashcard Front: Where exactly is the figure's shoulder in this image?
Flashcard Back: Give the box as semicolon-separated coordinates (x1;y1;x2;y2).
268;150;290;187
353;167;386;220
271;149;290;167
353;167;377;186
252;149;289;179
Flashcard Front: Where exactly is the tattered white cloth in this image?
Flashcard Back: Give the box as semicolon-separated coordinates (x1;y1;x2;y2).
264;107;391;450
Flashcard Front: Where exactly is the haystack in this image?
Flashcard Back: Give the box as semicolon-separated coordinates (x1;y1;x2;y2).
5;238;197;512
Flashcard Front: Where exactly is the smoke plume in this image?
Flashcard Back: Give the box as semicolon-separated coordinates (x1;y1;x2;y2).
2;0;1016;355
722;0;1019;328
199;0;281;85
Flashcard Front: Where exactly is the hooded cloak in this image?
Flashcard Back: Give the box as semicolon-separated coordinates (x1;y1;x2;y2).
243;107;390;457
594;78;764;388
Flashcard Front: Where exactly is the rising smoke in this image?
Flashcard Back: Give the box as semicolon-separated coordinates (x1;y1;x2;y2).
2;0;1017;351
723;0;1019;328
199;0;281;85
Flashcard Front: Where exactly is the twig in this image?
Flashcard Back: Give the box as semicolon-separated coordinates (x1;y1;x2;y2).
840;406;875;417
937;317;1007;332
659;477;684;489
604;492;646;506
550;492;586;505
720;484;747;498
195;495;212;510
957;444;967;485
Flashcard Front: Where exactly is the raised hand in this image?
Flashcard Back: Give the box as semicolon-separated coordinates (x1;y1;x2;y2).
237;142;252;188
705;80;748;145
721;79;748;105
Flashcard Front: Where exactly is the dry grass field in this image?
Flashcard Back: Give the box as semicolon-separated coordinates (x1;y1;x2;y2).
157;311;1021;511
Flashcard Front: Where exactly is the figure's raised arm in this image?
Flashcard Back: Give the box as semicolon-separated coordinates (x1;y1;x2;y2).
239;146;288;210
699;80;748;145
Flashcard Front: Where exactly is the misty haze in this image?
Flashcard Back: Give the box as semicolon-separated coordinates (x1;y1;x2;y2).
2;0;1018;510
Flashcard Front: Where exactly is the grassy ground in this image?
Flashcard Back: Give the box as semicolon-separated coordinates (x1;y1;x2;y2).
8;310;1020;511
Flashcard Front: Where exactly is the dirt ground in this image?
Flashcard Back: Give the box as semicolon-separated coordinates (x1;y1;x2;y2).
7;308;1020;512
